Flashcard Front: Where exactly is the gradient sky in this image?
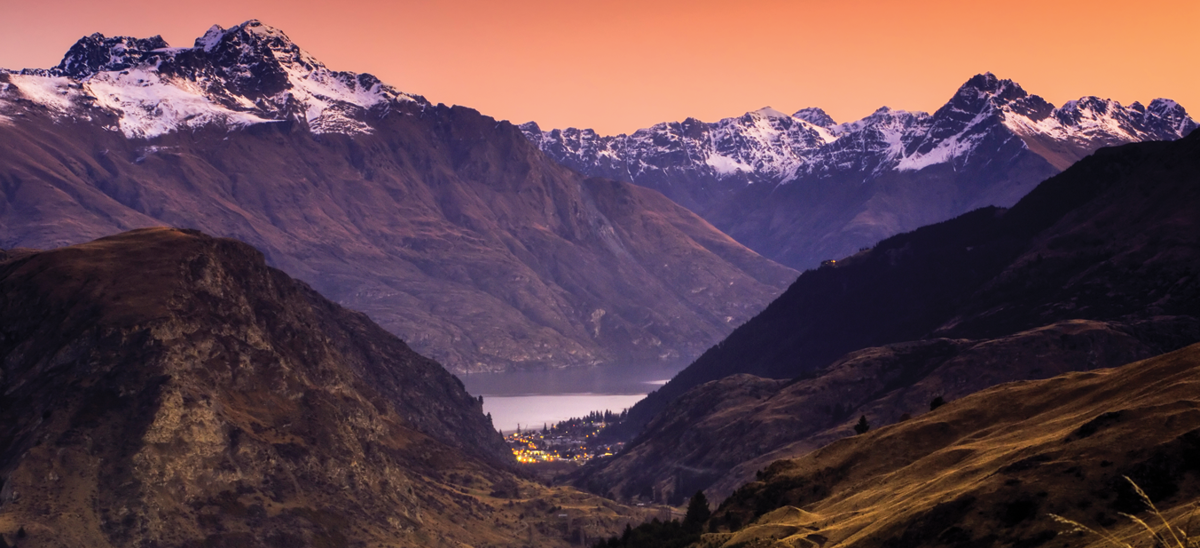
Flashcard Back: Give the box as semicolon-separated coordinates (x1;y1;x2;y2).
2;0;1197;135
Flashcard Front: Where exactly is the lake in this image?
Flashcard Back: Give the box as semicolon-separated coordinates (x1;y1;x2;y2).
458;363;683;434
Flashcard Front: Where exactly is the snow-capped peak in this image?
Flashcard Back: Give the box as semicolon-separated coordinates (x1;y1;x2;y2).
53;33;170;78
0;20;423;139
203;19;325;77
196;25;226;52
1144;98;1198;136
750;106;791;119
792;107;836;128
957;72;1026;100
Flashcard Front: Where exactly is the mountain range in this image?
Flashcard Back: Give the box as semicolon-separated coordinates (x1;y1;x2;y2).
0;20;795;373
524;74;1196;269
575;127;1200;504
3;17;1200;548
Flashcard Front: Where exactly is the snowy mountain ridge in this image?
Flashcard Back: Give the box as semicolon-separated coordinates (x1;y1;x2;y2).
523;73;1196;269
0;20;423;139
521;104;835;191
524;73;1196;187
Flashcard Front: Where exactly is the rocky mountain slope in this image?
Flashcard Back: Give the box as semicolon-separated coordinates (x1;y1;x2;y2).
524;74;1197;269
578;122;1200;501
0;20;795;373
705;341;1200;548
0;228;643;547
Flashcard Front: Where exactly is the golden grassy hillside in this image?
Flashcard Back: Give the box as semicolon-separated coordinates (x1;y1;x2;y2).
706;342;1200;548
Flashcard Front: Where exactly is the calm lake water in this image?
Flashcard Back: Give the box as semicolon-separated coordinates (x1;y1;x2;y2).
458;363;682;434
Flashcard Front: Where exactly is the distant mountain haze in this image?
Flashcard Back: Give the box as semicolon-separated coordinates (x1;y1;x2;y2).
0;20;796;373
525;73;1196;269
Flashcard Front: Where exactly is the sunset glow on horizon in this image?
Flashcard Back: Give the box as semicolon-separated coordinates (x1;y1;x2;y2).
3;0;1197;135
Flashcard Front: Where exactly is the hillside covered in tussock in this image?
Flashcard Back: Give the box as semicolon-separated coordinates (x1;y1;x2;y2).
704;341;1200;548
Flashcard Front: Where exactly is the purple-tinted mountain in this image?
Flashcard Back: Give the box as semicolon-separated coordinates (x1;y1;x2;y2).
524;73;1196;269
0;20;796;373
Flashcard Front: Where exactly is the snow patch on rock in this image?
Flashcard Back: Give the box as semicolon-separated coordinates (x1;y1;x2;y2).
84;68;272;138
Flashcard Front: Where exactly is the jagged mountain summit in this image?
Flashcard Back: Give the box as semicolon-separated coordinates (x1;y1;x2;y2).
5;20;417;137
523;73;1197;268
0;21;796;373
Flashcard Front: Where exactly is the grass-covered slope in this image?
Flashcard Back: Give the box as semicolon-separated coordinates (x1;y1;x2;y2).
707;342;1200;548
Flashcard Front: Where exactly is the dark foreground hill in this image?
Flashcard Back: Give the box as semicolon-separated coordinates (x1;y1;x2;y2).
618;129;1200;439
0;229;640;547
704;342;1200;548
0;21;795;373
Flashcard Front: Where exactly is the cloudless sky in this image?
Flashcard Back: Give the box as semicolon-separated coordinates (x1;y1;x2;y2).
1;0;1197;135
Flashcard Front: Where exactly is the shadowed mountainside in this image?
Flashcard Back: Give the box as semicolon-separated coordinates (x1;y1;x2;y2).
0;228;643;547
576;317;1199;505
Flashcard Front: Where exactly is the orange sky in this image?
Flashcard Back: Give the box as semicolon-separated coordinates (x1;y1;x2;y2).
2;0;1197;135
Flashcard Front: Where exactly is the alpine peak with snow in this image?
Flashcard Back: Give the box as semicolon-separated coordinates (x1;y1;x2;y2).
523;72;1197;268
1;20;421;138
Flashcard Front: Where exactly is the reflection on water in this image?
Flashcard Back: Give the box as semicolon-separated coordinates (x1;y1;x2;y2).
457;362;685;434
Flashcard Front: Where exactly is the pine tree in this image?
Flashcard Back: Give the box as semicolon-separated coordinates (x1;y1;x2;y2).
684;491;711;532
854;415;870;435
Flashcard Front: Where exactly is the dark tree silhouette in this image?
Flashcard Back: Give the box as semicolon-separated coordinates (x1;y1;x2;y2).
930;396;947;411
854;415;870;435
684;491;711;532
